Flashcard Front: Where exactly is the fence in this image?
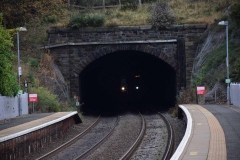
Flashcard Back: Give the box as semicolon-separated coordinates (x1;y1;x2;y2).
230;83;240;108
69;0;145;10
0;94;29;121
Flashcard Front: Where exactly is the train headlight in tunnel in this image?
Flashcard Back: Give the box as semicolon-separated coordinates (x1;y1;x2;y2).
136;86;139;90
121;86;126;91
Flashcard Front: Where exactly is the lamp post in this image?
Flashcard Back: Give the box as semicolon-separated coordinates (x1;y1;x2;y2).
17;27;27;88
218;21;230;105
16;27;27;116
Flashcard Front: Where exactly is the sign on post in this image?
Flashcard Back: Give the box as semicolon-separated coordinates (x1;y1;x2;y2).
29;94;38;114
18;90;23;95
29;94;38;102
197;86;206;95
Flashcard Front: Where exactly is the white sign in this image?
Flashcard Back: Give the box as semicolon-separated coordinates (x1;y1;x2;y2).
197;86;205;90
29;94;38;102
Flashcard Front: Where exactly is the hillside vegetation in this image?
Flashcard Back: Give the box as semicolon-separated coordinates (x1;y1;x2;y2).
0;0;240;110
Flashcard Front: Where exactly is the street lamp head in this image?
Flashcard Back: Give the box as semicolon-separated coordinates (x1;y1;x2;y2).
218;21;228;26
17;27;27;32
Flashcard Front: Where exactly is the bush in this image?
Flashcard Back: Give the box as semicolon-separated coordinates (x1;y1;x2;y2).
29;58;39;68
150;2;175;29
30;87;60;112
230;3;240;26
42;15;58;24
120;2;138;11
68;13;105;28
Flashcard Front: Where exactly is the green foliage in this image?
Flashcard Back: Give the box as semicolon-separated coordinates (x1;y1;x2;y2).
230;3;240;26
29;58;39;68
31;86;60;112
150;2;175;29
120;2;138;11
0;14;19;96
68;13;106;28
27;71;34;84
193;42;240;88
42;15;58;24
168;106;178;117
0;0;66;28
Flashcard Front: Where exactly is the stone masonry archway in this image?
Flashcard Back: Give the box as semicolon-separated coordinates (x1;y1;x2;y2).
53;41;183;97
46;24;207;98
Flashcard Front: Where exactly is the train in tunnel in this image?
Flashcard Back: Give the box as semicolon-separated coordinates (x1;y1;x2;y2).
79;50;177;113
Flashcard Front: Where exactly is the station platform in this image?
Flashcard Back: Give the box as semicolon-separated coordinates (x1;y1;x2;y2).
171;104;240;160
0;111;81;159
1;105;240;160
0;112;79;143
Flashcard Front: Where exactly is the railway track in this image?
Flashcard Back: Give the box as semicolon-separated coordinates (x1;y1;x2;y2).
37;115;119;160
127;109;174;160
37;109;173;160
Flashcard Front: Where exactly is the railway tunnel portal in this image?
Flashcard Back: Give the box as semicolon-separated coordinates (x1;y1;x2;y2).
46;24;207;111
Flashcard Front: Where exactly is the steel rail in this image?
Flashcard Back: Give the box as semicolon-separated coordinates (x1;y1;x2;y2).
119;112;146;160
75;115;120;160
36;116;101;160
157;111;174;160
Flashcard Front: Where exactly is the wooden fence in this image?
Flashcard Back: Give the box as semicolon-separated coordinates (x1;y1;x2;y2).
68;0;144;10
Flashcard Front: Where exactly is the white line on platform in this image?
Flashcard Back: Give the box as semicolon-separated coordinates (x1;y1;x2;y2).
0;111;78;143
170;105;193;160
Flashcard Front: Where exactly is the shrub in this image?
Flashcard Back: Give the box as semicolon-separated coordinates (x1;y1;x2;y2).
29;58;39;68
68;13;105;28
150;2;175;29
42;15;58;24
120;2;138;11
230;3;240;26
30;87;60;112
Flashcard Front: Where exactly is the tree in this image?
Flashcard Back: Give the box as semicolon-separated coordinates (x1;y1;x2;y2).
0;14;19;96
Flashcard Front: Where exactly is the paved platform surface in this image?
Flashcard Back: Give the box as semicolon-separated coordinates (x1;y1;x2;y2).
0;112;77;142
172;104;227;160
202;105;240;160
0;113;54;130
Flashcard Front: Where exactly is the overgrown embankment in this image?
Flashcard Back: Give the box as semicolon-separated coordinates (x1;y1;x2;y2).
1;0;240;110
191;4;240;103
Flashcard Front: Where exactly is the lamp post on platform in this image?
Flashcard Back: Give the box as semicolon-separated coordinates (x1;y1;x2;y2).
17;27;27;88
16;27;27;116
218;21;230;105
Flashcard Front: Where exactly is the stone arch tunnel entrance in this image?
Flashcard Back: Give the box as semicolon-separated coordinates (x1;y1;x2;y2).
47;24;207;113
79;50;176;113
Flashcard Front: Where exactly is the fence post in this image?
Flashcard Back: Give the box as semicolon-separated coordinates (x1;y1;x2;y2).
103;0;105;9
68;0;70;11
214;87;217;102
139;0;142;6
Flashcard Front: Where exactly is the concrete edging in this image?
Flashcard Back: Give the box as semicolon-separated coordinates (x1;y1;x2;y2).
0;111;78;143
170;105;193;160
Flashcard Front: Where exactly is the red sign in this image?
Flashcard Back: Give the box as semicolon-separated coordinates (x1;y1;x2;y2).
197;86;206;95
29;94;38;102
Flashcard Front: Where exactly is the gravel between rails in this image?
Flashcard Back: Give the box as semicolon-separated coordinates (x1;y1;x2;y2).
20;116;99;160
84;112;142;160
162;113;186;152
20;112;186;160
130;113;168;160
49;116;118;160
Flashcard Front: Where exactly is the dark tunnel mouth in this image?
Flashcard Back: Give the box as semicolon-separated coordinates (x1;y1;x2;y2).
79;50;177;113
